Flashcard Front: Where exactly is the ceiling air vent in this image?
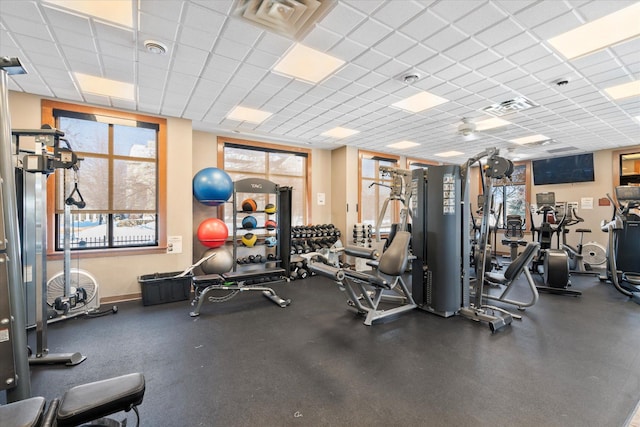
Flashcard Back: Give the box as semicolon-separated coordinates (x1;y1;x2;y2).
546;146;578;154
482;96;538;117
232;0;336;40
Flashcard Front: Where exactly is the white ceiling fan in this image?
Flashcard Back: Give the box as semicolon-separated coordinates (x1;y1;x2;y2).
457;118;478;140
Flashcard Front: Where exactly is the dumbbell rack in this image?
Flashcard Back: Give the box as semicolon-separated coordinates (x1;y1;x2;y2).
231;178;292;275
289;224;341;280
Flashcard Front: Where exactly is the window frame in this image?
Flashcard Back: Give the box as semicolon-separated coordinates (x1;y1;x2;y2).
358;150;400;234
42;100;167;258
216;136;312;226
485;161;531;231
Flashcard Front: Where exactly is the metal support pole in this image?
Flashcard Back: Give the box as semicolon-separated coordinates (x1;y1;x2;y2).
0;68;31;401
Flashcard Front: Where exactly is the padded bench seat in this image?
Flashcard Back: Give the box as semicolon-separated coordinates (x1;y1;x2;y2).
0;396;46;427
222;268;286;281
192;274;223;287
344;269;391;289
57;373;145;427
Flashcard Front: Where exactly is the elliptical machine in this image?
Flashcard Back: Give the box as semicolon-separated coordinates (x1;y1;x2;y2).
600;186;640;304
529;192;581;296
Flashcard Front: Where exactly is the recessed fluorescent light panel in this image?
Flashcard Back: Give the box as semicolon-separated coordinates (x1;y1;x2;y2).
74;73;134;100
475;117;511;131
510;134;549;145
392;91;448;113
321;127;359;138
43;0;133;27
604;80;640;100
273;44;345;84
387;140;420;150
227;106;272;124
434;150;464;158
547;3;640;60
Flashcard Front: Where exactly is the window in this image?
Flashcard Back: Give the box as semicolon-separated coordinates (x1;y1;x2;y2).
217;137;310;227
406;158;438;171
490;163;529;228
620;152;640;185
359;151;400;235
42;100;166;254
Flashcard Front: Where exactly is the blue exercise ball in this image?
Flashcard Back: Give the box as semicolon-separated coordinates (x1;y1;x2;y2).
193;168;233;206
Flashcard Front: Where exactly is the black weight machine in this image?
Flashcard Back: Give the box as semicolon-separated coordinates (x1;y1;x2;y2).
528;192;580;296
600;186;640;304
411;148;518;332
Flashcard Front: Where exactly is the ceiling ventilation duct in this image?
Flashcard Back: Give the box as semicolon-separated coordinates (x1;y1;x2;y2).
232;0;336;40
482;96;538;116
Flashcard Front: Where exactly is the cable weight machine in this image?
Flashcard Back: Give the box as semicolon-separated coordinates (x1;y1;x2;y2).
12;127;86;366
411;148;516;332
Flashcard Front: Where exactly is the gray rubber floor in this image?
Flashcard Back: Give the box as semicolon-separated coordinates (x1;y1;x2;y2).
18;271;640;426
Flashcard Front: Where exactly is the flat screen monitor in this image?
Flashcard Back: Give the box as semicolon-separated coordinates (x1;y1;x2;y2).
532;153;595;185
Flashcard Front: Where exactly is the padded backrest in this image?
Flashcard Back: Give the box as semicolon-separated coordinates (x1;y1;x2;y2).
378;231;411;276
504;242;540;281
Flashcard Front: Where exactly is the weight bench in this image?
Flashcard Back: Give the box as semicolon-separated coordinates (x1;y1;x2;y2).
309;231;416;325
0;372;145;427
483;241;540;317
189;268;290;317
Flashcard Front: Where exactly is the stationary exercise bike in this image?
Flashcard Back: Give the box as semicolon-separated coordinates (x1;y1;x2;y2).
529;192;581;296
600;186;640;304
557;205;602;275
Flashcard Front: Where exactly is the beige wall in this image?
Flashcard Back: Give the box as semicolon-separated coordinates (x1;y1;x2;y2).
8;91;193;301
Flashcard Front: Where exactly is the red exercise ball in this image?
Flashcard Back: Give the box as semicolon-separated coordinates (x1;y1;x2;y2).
197;218;228;248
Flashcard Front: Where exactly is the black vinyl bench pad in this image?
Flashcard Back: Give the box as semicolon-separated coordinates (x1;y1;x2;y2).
0;396;46;427
57;373;145;427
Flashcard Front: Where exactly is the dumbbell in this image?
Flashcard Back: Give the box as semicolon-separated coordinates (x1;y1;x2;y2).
267;253;277;261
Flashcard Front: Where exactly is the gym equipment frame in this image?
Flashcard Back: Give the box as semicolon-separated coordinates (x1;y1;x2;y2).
600;186;640;305
411;148;516;332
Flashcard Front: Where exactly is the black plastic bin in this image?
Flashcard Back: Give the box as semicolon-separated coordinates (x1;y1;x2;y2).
138;272;192;306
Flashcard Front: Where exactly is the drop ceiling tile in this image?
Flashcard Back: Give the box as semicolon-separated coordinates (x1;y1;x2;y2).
577;0;637;20
514;1;571;29
454;2;508;36
373;1;426;28
179;26;218;50
303;26;342;52
424;26;467;52
397;10;447;41
93;22;135;47
446;38;487;62
355;71;389;88
396;43;437;66
352;49;390;70
139;12;179;40
373;32;416;57
140;0;184;22
462;49;502;70
215;37;252;61
4;15;52;40
254;32;293;57
51;26;95;51
570;49;614;69
477;59;517;78
172;44;208;76
420;54;456;74
508;43;552;67
1;0;43;21
348;18;393;47
376;59;413;78
329;37;368;62
519;54;563;74
531;11;582;40
321;2;367;34
436;63;472;81
138;65;168;89
491;31;538;57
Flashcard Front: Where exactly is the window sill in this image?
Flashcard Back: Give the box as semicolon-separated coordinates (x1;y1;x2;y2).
47;246;168;260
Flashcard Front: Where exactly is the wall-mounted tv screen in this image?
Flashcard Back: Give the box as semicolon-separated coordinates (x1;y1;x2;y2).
532;153;595;185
